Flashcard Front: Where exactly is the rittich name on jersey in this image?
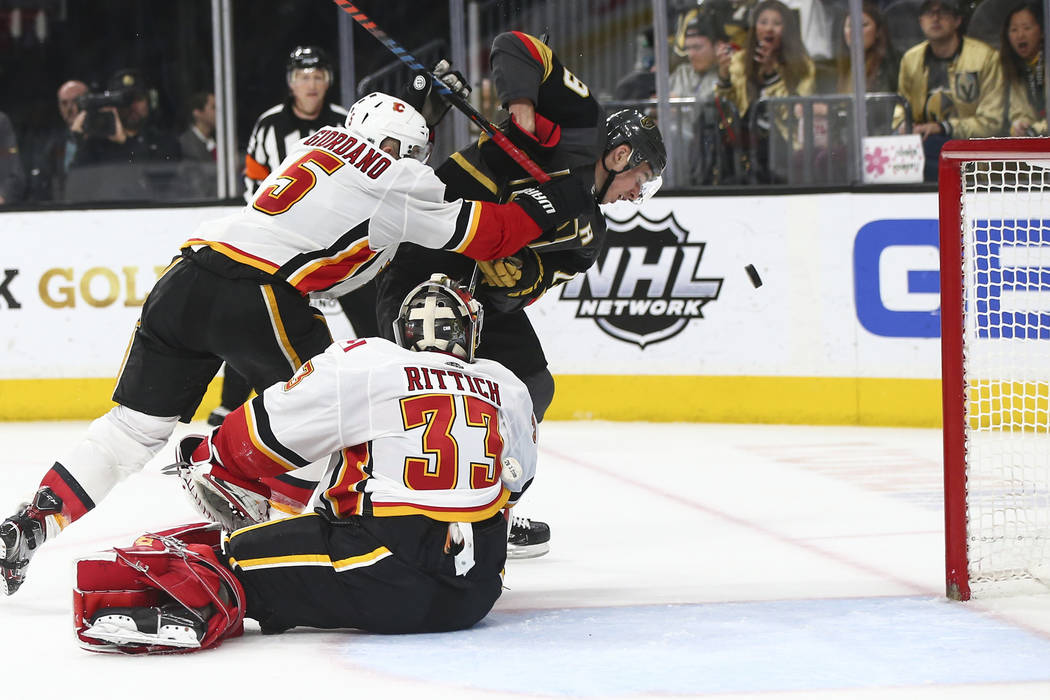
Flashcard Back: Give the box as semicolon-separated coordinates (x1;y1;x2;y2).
403;366;502;406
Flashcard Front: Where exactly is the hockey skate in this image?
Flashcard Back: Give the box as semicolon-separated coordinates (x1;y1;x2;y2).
507;512;550;559
82;603;208;649
206;406;231;426
0;487;63;596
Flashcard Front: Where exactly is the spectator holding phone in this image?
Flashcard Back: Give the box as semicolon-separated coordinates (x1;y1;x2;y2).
715;0;815;182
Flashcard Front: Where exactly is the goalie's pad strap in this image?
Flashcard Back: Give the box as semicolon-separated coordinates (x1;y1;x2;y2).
74;523;246;654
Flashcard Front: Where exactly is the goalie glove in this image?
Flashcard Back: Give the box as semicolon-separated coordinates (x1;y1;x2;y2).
162;435;270;532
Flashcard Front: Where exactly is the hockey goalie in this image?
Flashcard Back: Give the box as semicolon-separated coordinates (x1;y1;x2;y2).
72;275;537;653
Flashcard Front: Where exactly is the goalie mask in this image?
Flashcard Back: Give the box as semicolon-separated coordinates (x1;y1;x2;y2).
599;108;667;204
345;91;432;162
394;274;483;362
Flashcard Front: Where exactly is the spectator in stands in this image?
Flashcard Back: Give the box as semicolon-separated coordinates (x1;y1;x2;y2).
1000;1;1046;136
69;69;181;167
897;0;1003;181
177;90;217;200
25;80;87;201
179;91;216;161
671;19;727;103
835;2;901;135
716;0;815;182
0;110;25;205
836;2;899;94
613;28;656;101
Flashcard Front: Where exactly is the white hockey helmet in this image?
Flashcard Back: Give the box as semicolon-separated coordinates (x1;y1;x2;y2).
344;91;432;162
394;274;483;362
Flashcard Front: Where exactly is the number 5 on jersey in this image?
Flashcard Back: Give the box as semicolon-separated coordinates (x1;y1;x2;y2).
253;149;344;216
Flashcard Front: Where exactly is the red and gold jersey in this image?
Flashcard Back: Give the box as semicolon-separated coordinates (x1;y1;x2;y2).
184;124;544;297
211;337;538;523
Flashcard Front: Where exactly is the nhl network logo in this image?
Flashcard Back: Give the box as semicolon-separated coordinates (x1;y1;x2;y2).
559;211;722;348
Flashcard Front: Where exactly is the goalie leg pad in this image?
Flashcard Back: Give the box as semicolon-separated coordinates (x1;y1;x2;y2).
74;523;246;654
163;435;271;531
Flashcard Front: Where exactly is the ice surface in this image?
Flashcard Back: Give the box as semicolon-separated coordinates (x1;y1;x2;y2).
1;420;1048;699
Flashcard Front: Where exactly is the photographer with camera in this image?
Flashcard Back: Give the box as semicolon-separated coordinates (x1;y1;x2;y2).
69;69;180;168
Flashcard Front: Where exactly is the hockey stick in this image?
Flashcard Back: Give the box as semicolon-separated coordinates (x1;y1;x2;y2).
332;0;550;184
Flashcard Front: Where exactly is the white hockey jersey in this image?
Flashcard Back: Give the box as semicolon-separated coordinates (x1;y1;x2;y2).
184;124;538;297
212;338;538;522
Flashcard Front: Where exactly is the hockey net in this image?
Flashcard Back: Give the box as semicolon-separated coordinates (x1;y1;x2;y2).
939;138;1050;600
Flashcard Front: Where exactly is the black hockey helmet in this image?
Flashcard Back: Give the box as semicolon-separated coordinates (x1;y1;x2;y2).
604;109;667;178
394;274;483;362
597;109;667;203
286;46;333;83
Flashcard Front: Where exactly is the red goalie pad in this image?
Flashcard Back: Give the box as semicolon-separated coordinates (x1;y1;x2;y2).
74;522;246;654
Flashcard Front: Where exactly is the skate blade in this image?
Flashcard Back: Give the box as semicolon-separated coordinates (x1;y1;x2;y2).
506;542;550;559
83;618;202;648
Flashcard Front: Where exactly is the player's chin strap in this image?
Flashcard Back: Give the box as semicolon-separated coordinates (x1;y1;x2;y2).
594;150;626;205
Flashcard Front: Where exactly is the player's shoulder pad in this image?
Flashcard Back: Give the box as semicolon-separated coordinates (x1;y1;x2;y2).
472;357;532;402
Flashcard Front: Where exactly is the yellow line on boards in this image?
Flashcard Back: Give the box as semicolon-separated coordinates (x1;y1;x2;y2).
0;375;943;426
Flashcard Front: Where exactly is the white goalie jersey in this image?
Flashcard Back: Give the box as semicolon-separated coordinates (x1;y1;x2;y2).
215;338;538;522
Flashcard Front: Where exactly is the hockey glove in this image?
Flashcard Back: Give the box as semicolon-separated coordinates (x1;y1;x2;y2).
406;59;471;128
509;171;593;234
162;434;270;532
477;248;546;313
480;112;562;178
479;247;543;293
434;59;470;100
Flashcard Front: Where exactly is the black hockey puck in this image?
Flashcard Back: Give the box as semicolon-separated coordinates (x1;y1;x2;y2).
745;264;763;288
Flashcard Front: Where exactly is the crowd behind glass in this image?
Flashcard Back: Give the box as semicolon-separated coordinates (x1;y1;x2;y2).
0;0;1045;206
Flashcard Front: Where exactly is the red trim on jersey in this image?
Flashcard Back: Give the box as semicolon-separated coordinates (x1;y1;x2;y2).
370;486;510;522
287;241;378;292
181;239;281;275
460;201;541;261
511;30;544;64
212;405;289;485
323;445;371;518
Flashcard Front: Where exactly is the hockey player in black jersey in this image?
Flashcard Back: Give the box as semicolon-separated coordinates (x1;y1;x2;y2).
376;31;667;559
0;93;593;597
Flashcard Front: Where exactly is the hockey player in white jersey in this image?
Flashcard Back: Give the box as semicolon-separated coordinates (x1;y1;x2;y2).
0;93;586;596
72;275;537;651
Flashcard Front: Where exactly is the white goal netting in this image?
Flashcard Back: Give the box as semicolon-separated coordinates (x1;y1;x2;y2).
960;159;1050;596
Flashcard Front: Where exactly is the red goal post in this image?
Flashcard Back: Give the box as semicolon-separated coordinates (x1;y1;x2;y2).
939;138;1050;601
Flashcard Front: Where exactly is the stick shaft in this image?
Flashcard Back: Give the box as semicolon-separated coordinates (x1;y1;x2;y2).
332;0;550;183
